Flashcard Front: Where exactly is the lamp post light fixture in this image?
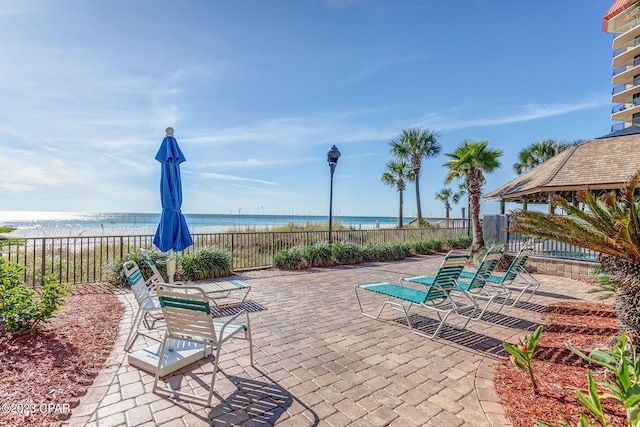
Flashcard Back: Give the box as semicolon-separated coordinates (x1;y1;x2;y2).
326;145;341;243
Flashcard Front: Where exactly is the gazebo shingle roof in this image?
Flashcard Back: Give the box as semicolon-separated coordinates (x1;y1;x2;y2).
484;132;640;203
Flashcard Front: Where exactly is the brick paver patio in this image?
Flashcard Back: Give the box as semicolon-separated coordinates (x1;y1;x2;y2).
67;254;600;426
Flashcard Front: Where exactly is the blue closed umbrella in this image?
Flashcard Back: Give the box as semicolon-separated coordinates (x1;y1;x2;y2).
153;128;193;256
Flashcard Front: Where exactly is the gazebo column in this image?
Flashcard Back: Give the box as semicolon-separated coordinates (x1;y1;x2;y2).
522;198;528;211
500;200;505;214
548;192;555;214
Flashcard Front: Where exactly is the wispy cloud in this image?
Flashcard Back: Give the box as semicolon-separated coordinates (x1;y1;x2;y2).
192;172;279;186
185;114;392;149
420;96;610;131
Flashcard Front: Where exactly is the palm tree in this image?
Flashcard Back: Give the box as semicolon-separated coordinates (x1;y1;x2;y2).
508;170;640;336
381;160;414;228
513;139;570;174
444;140;502;253
434;188;463;219
389;128;441;225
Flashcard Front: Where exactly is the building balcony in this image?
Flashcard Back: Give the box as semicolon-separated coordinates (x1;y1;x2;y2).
614;37;640;57
612;58;640;85
612;42;640;67
611;122;626;133
611;101;640;122
612;79;640;102
613;18;640;49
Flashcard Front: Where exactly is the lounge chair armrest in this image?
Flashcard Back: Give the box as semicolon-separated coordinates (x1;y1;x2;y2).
216;309;250;338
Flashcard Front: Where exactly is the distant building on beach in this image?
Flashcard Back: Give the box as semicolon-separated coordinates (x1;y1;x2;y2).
603;0;640;132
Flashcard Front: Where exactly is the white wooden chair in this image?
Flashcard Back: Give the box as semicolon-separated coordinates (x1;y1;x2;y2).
153;284;254;406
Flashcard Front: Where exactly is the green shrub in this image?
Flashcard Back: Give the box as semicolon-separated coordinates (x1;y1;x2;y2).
445;235;473;249
331;241;364;264
363;243;387;261
273;246;306;270
178;246;232;280
0;258;72;335
303;242;333;267
363;243;408;262
395;242;412;259
104;248;168;287
410;238;443;255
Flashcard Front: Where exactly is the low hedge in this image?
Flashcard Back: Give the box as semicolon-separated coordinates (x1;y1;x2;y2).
273;236;473;270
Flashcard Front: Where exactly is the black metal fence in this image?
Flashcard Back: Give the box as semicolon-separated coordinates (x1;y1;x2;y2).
0;225;468;286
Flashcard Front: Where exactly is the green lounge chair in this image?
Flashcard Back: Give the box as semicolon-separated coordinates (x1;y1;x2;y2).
453;247;510;320
152;284;253;406
459;246;539;307
355;251;474;339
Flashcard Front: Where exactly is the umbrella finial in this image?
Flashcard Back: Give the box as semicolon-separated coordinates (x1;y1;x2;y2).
165;127;174;136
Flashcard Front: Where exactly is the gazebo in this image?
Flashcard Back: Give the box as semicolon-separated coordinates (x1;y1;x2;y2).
484;127;640;213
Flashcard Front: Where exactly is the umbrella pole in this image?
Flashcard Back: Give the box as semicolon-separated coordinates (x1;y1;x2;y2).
166;249;175;283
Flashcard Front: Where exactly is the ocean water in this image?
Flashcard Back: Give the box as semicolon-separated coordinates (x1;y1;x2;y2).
0;211;409;238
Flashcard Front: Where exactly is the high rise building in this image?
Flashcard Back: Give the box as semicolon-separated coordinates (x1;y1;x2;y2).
604;0;640;131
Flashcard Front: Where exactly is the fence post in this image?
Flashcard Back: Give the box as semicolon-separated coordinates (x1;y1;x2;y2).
231;233;235;270
40;239;46;286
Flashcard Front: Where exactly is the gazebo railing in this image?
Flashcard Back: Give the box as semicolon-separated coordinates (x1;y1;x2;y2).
483;214;599;261
505;231;599;261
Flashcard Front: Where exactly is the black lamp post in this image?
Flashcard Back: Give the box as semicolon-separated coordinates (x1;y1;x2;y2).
326;145;341;243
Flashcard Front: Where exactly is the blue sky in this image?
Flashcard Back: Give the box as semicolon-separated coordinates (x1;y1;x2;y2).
0;0;617;218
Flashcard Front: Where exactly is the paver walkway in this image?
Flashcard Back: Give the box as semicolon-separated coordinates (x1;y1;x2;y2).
68;254;600;426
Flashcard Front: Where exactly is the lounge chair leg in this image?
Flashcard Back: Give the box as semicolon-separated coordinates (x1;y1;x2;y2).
355;287;389;320
208;345;223;407
245;313;254;366
125;307;145;352
152;336;170;395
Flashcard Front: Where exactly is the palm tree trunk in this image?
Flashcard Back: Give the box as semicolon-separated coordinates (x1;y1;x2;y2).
415;171;422;224
469;175;484;252
399;190;404;228
603;258;640;336
445;203;450;228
